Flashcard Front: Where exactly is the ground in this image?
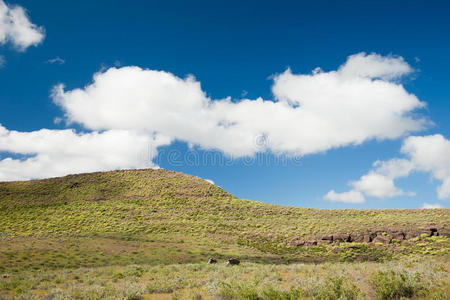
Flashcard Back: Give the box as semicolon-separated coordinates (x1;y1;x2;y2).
0;169;449;299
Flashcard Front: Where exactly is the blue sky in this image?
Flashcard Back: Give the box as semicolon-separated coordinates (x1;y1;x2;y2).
1;0;450;209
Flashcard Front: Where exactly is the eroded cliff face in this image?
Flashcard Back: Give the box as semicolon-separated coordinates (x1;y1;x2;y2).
289;225;449;247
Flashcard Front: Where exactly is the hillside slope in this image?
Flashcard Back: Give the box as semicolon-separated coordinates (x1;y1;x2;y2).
0;168;449;271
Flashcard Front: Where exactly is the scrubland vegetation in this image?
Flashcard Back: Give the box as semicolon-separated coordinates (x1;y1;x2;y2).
0;169;448;299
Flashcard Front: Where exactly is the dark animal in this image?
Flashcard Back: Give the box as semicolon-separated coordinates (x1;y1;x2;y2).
227;258;240;265
208;258;217;264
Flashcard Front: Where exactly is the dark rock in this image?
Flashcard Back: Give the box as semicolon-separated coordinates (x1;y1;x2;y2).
320;234;333;241
208;258;217;264
438;228;450;237
227;258;240;266
333;233;350;243
388;231;405;240
407;226;437;238
405;230;421;239
318;234;333;244
349;232;365;242
362;233;377;243
373;235;391;245
305;240;317;246
427;227;438;236
415;228;434;237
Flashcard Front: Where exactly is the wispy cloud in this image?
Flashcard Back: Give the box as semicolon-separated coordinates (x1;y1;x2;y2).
46;56;65;65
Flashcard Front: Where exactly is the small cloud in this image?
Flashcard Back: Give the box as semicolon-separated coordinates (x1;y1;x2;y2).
0;0;45;51
323;190;365;203
53;117;63;124
0;55;4;68
422;203;443;209
241;90;248;97
46;56;65;65
114;60;121;67
414;57;420;63
204;179;214;185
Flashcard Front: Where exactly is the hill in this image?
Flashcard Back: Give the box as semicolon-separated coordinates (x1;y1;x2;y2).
0;169;449;299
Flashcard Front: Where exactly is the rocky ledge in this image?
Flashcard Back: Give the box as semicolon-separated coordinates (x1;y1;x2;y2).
289;226;450;247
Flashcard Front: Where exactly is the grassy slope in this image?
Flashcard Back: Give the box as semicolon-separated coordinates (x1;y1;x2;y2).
0;169;449;299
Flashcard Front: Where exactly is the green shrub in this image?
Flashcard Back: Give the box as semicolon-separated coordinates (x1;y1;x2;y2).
214;281;260;300
310;276;362;300
192;293;202;300
369;270;429;299
261;286;305;299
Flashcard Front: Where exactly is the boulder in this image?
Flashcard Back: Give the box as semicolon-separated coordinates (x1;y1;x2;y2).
426;227;438;236
318;234;333;244
388;231;405;241
305;240;318;246
333;233;350;243
418;226;438;236
373;235;391;245
405;230;421;239
349;232;365;242
227;258;240;266
438;228;450;237
366;232;378;243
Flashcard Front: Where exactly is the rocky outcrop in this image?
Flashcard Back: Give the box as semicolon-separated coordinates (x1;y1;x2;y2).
439;228;450;237
333;233;350;243
373;235;391;245
289;226;449;247
317;234;333;244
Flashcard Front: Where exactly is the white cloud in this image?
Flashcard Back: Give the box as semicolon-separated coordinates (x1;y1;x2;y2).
0;52;430;181
338;52;413;80
0;0;44;51
325;134;450;203
401;134;450;199
0;124;171;181
52;52;426;158
323;190;365;203
351;173;407;198
422;203;443;209
348;158;416;199
46;56;65;65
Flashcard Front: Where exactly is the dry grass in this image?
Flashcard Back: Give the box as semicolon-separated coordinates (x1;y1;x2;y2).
0;258;448;299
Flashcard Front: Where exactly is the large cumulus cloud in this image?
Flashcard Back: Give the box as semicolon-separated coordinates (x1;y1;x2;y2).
0;52;429;181
52;52;426;157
